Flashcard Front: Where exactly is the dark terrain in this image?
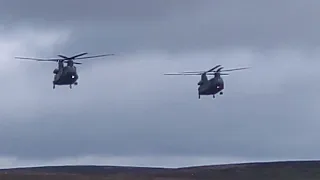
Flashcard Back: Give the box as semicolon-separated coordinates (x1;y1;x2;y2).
0;160;319;179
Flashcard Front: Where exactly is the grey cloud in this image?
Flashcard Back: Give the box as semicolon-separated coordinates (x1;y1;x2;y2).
1;0;320;166
2;0;320;52
69;0;320;52
1;50;320;161
1;0;181;21
0;84;319;161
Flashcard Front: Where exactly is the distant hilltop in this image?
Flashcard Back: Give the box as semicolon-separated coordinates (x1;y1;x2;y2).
1;160;320;179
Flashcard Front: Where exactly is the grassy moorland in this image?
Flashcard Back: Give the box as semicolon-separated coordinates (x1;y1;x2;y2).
0;161;319;179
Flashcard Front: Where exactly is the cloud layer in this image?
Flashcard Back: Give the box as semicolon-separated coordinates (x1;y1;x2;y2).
1;0;320;167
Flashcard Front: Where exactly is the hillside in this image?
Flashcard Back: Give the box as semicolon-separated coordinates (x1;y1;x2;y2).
0;160;320;179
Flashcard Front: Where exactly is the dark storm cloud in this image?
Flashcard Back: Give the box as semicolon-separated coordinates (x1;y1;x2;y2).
0;0;320;165
2;0;320;52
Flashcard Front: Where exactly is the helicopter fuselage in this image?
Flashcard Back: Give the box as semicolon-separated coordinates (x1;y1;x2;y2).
53;66;78;86
198;76;224;96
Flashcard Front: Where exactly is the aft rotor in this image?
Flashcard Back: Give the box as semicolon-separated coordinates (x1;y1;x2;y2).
163;65;245;76
164;65;250;80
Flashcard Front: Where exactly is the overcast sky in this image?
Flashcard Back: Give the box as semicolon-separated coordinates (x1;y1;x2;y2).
1;0;320;168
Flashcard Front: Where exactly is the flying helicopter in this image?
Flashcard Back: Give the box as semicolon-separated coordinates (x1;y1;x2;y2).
164;65;249;99
15;52;114;89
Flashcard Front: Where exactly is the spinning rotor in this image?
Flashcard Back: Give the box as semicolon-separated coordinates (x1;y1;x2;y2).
15;52;115;65
164;65;250;76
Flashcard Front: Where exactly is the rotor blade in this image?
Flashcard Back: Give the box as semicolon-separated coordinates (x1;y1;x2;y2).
57;53;87;60
207;65;222;72
170;65;222;74
164;73;201;75
15;57;59;62
216;67;224;72
217;67;250;72
70;52;88;59
58;55;69;59
63;61;82;64
74;53;115;60
206;72;229;75
164;72;229;75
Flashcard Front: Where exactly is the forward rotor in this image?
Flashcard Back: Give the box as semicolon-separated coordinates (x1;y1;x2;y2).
15;52;115;65
164;65;222;75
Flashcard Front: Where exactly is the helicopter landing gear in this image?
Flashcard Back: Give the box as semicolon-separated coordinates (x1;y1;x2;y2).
213;95;215;98
220;91;223;95
53;84;55;89
198;94;200;99
74;82;78;85
69;84;72;89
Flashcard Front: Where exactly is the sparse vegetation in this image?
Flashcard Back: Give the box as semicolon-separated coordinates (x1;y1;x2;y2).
0;161;320;180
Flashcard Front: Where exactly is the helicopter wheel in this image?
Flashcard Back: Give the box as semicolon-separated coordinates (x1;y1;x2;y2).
213;95;215;98
74;82;78;85
53;85;55;89
220;91;223;95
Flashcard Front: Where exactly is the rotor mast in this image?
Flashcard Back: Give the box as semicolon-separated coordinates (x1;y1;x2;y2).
213;67;224;78
58;59;64;69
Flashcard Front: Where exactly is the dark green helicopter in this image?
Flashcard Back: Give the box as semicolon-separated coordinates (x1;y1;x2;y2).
15;52;114;89
164;65;250;99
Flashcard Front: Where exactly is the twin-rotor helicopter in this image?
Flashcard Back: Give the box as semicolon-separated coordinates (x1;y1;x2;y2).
15;52;114;89
15;53;249;99
164;65;249;99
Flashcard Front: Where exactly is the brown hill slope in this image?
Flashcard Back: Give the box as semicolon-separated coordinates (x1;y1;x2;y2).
0;160;320;180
